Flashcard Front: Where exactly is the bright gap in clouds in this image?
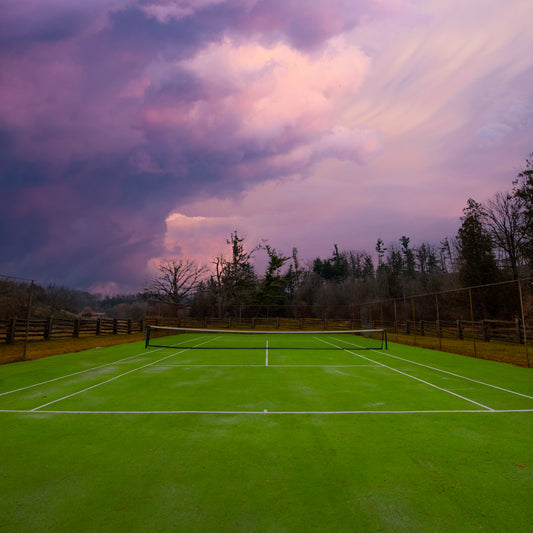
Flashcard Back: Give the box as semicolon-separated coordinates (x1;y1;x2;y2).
161;159;462;277
1;0;532;293
134;0;533;285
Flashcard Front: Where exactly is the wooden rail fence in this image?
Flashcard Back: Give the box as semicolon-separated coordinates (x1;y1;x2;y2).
0;317;144;344
145;316;531;344
3;315;527;345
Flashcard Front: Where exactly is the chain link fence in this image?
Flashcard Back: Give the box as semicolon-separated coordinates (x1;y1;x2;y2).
2;275;532;366
148;278;533;367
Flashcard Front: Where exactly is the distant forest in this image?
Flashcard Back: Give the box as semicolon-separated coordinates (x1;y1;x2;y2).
142;153;533;318
1;153;532;320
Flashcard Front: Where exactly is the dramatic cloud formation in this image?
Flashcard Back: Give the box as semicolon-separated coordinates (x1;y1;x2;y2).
1;0;532;292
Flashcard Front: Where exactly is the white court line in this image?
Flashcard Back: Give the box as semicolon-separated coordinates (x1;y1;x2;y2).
0;334;212;399
153;364;378;368
0;348;164;397
2;409;533;415
30;336;220;411
336;340;533;401
318;337;495;411
266;341;268;366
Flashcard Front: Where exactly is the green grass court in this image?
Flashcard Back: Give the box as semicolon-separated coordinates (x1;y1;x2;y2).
1;331;532;531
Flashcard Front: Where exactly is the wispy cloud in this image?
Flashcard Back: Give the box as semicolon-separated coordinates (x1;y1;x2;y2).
0;0;532;291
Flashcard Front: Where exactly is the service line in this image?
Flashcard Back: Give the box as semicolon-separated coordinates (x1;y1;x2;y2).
317;337;494;411
30;336;220;411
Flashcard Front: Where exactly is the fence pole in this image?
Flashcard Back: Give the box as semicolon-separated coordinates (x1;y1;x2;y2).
517;280;530;367
411;298;417;345
435;293;442;350
23;280;34;361
394;300;398;342
8;318;16;344
468;288;477;358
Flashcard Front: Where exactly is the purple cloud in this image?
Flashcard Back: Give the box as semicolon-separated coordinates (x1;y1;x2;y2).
0;0;532;292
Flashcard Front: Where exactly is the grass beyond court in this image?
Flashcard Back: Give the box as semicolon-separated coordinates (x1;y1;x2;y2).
0;332;532;531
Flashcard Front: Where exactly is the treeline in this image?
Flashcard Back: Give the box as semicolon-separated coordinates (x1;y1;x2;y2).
143;153;533;318
0;280;146;321
2;154;532;321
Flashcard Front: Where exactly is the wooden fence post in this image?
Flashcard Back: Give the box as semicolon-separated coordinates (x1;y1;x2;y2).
515;318;523;344
44;317;53;340
482;320;490;342
7;318;16;344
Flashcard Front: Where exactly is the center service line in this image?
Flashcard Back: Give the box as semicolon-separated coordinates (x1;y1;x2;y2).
265;340;269;366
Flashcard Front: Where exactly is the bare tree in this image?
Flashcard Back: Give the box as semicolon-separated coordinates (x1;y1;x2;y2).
143;259;208;305
513;152;533;267
482;191;526;280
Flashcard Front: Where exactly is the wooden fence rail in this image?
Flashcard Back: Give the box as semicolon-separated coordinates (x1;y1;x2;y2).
2;314;530;351
389;318;531;344
145;316;531;345
0;317;144;344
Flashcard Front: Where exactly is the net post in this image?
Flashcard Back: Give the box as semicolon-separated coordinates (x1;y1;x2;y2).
384;329;388;349
145;325;151;348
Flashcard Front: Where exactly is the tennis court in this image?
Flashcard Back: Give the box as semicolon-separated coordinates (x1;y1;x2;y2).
1;329;532;531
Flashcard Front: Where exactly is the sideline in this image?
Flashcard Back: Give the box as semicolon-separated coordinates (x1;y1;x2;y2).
30;336;220;411
318;337;495;411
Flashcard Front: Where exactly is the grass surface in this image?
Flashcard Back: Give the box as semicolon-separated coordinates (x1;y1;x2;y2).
0;333;532;532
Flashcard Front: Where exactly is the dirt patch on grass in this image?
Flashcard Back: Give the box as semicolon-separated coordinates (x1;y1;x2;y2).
391;333;531;367
0;333;146;365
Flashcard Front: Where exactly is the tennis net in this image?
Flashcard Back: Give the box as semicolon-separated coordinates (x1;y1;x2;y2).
145;326;387;350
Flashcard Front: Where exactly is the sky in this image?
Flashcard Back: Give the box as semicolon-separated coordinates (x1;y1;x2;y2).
1;0;532;294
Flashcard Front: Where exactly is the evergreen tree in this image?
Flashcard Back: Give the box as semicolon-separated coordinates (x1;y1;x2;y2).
399;236;416;279
217;231;258;315
256;244;290;307
375;238;386;265
386;247;404;298
284;248;304;298
312;245;349;282
439;237;454;273
375;238;388;298
456;198;499;287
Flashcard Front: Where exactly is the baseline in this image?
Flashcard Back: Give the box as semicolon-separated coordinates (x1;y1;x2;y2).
153;364;379;368
2;409;533;415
